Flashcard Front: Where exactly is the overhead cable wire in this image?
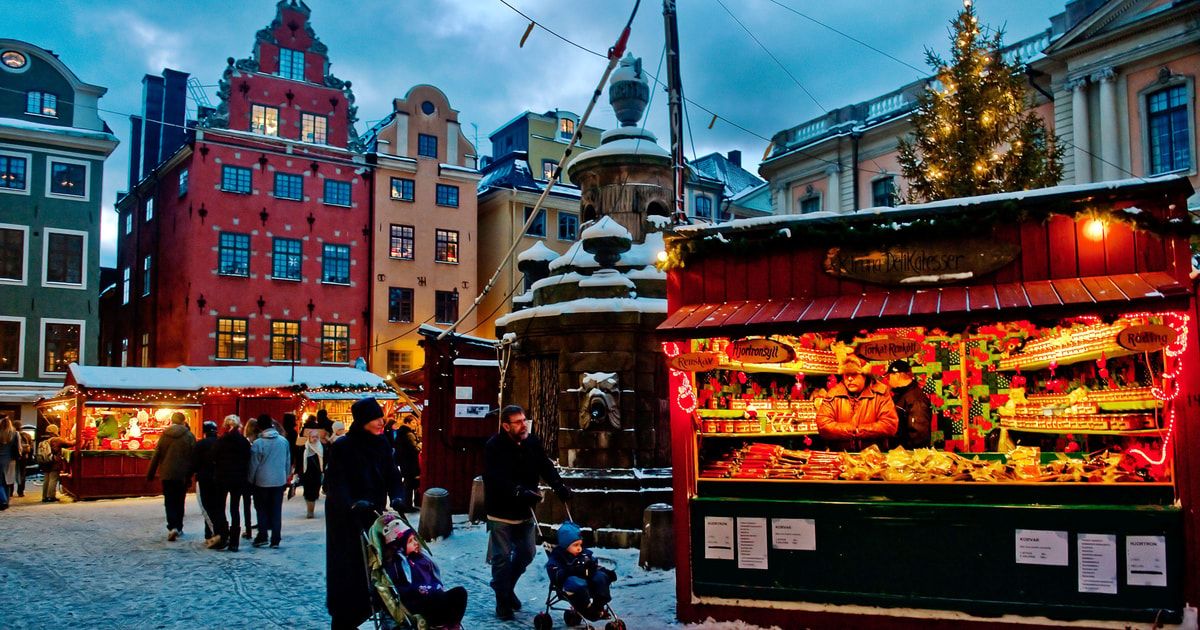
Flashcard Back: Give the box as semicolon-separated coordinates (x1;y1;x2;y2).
713;0;826;112
764;0;926;75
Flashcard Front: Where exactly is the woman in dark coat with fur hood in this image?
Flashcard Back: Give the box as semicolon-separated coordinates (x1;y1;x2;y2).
324;397;407;629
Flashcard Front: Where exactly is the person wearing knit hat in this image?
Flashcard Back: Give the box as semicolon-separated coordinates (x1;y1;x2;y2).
377;517;469;629
546;522;617;621
816;354;900;451
325;397;408;629
886;360;932;449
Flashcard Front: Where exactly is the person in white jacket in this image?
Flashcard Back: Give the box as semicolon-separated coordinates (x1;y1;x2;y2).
247;415;291;548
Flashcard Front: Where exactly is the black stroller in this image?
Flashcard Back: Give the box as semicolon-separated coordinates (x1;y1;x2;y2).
532;507;627;630
360;511;429;630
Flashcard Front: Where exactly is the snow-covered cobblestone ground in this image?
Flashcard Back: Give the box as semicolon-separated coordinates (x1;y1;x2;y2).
0;483;770;629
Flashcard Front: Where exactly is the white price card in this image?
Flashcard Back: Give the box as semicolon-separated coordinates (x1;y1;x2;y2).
1078;533;1118;594
455;386;473;400
1126;535;1167;587
771;518;816;551
703;516;734;560
736;517;769;570
1015;529;1069;566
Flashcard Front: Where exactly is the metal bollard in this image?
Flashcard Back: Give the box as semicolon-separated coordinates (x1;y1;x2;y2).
418;487;453;541
638;503;675;569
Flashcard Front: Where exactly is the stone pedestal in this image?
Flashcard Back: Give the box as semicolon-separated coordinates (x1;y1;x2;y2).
417;487;452;541
639;503;675;569
468;476;487;524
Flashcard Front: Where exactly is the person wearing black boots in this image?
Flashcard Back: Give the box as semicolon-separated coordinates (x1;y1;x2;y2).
212;415;251;551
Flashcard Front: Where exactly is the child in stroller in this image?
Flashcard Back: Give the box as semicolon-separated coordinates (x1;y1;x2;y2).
372;513;467;630
543;522;619;626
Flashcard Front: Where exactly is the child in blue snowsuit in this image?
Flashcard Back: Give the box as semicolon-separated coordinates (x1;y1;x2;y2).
546;522;617;620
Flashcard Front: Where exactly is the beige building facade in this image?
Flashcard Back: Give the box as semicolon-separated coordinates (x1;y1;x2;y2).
363;85;480;375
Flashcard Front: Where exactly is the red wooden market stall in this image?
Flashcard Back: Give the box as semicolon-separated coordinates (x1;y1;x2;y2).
38;365;397;500
659;175;1199;628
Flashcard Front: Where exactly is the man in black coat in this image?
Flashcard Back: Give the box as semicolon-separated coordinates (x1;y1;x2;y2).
212;415;251;551
325;397;407;630
191;421;223;547
887;360;933;449
394;415;421;511
483;404;573;620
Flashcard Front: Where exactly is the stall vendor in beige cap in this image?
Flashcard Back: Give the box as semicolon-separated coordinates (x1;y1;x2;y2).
815;355;899;451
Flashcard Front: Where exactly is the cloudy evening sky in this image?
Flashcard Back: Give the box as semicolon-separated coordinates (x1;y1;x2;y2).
9;0;1064;265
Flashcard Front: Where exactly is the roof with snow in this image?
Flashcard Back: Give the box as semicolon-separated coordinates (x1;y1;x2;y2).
516;240;559;264
63;364;393;393
477;151;581;198
690;152;764;199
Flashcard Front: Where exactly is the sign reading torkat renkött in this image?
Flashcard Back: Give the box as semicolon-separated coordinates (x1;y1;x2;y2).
825;239;1019;286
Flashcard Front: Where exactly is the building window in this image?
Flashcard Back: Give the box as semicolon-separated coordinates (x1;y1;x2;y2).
435;184;458;207
141;255;152;296
434;290;458;324
301;113;328;144
140;332;150;367
418;134;438;158
321;323;349;364
122;267;130;304
322;243;351;284
48;159;87;198
120;338;128;367
274;172;303;200
124;212;132;235
324;179;351;206
1147;85;1191;175
799;195;822;214
524;206;546;237
270;320;300;362
694;195;713;219
41;320;81;374
216;317;248;360
2;51;28;70
542;159;557;181
218;232;250;277
44;229;85;287
145;198;154;222
387;350;412;375
178;168;189;196
272;237;302;280
389;224;414;260
435;229;459;263
221;166;252;193
26;91;56;117
872;176;896;207
558;212;578;241
0;225;27;283
559;117;575;140
0;154;27;191
390;177;414;201
388;287;414;323
278;47;305;81
0;318;21;374
251;104;280;136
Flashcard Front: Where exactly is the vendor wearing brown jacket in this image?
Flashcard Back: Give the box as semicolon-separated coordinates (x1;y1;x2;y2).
816;356;899;451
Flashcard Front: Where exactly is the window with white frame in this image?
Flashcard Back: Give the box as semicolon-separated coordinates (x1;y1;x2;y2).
122;267;130;304
0;224;27;284
47;157;88;199
524;206;546;237
0;317;23;374
302;113;328;144
251;104;280;136
558;212;578;241
142;255;152;296
43;229;85;288
124;212;132;235
0;151;29;192
542;159;557;181
41;319;82;375
1146;84;1192;175
145;197;154;221
278;48;305;81
799;195;822;214
559;117;575;140
694;194;713;219
26;91;56;117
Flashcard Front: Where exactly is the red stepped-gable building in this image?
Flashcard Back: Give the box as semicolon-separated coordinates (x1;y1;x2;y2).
104;0;370;369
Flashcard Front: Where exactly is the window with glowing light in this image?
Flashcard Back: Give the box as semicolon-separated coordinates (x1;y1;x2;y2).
251;104;280;136
48;159;87;199
216;317;248;360
321;323;349;364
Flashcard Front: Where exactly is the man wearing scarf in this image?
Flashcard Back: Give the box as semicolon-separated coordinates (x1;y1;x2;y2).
324;397;407;629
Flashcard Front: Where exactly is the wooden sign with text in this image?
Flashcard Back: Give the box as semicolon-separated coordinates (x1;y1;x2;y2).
824;239;1019;286
727;339;796;364
856;337;920;362
1116;325;1177;352
666;352;722;372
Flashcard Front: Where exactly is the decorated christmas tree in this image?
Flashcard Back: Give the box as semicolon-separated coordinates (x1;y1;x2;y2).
897;0;1064;202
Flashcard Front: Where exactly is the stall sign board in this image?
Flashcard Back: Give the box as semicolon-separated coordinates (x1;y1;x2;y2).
824;239;1019;286
1015;529;1069;566
736;517;769;570
1126;535;1167;587
727;339;796;364
1078;533;1118;594
704;516;735;560
1116;325;1178;353
455;404;489;418
455;386;473;400
772;518;816;551
856;337;919;362
667;352;722;372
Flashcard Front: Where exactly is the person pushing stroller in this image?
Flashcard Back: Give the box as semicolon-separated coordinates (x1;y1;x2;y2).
546;522;617;621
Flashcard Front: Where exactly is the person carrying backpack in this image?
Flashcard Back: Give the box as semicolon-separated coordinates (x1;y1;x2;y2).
40;425;75;502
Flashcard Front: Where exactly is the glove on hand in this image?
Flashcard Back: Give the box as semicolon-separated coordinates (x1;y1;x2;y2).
351;500;377;528
516;486;543;507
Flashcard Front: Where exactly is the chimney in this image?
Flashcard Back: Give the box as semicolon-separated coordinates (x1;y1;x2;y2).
726;150;742;167
127;115;143;190
139;74;165;180
161;69;189;159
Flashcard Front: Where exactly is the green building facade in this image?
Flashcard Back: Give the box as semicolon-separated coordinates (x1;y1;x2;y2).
0;39;117;427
